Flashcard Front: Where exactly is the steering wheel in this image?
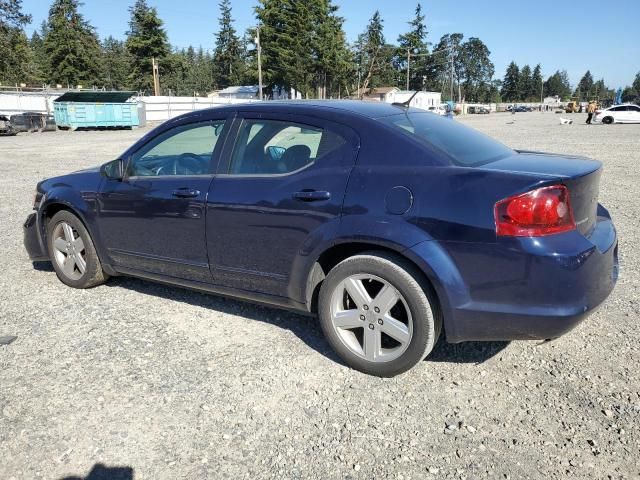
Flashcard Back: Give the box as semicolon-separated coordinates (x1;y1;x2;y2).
173;153;205;175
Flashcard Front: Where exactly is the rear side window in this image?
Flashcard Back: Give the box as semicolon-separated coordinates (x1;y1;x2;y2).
229;119;346;175
378;112;513;166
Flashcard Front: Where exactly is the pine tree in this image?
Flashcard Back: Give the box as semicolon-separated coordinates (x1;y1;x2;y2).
213;0;244;89
459;37;493;102
126;0;170;93
501;61;520;102
29;27;48;82
575;70;594;100
102;36;131;90
312;0;352;98
0;0;34;85
530;64;543;101
543;70;572;99
519;64;532;101
355;11;396;95
43;0;102;87
397;4;429;91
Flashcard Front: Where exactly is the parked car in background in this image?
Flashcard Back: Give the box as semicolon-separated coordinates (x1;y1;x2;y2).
594;104;640;124
10;113;56;133
475;106;491;114
24;101;618;377
0;115;17;136
427;105;446;116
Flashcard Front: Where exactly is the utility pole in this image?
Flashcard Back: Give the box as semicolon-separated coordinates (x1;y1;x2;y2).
255;27;263;101
406;48;411;91
152;57;160;96
449;47;454;102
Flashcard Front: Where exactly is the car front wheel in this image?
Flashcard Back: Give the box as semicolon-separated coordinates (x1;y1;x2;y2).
318;252;441;377
47;210;108;289
602;116;614;125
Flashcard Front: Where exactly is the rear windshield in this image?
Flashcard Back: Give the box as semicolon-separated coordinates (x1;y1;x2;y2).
378;112;513;166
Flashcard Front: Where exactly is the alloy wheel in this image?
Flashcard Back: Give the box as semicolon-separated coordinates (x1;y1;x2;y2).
51;221;86;281
329;274;413;363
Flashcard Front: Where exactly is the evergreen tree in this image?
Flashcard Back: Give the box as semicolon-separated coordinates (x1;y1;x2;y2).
397;4;429;91
459;37;493;102
530;64;543;101
430;33;464;100
102;36;131;90
44;0;102;87
312;0;352;98
519;64;532;101
424;34;454;96
501;61;520;102
543;70;572;99
126;0;170;93
29;26;48;82
575;70;594;100
0;0;34;85
256;0;350;98
256;0;314;96
213;0;244;88
355;11;396;95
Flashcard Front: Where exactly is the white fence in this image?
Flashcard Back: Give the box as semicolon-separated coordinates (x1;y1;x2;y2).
0;91;55;115
0;91;258;123
139;96;257;123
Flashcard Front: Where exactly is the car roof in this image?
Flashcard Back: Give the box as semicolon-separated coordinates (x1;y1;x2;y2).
205;100;419;120
607;103;639;109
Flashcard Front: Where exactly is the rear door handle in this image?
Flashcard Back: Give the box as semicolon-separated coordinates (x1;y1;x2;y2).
172;188;200;198
293;190;331;202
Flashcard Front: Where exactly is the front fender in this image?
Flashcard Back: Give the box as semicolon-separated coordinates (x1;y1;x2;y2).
38;184;105;262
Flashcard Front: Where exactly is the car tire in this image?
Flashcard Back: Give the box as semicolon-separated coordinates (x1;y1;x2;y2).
318;251;441;377
47;210;108;289
602;116;614;125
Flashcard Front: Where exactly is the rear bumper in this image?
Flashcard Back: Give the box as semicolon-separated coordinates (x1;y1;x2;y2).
24;212;49;261
410;216;618;343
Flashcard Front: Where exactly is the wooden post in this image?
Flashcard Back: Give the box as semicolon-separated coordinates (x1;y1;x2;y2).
152;57;161;96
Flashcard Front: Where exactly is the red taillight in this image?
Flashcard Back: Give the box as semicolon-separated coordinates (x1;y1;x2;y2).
494;185;575;237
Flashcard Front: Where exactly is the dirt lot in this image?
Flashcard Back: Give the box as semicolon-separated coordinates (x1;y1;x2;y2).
1;112;638;480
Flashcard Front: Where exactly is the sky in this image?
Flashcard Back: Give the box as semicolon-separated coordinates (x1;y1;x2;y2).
20;0;640;87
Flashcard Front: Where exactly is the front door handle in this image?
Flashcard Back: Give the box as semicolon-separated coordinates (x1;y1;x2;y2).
172;188;200;198
293;190;331;202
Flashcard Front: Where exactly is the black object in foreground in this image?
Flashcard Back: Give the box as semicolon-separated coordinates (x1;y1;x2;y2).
0;335;17;345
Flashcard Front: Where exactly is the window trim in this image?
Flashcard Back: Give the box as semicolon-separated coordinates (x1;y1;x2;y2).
124;119;228;180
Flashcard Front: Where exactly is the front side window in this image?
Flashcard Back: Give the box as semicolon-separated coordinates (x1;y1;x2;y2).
228;119;345;175
128;121;224;177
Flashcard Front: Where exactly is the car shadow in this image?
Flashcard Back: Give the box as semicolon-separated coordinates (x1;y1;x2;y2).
105;276;341;363
32;261;54;272
59;463;133;480
105;276;508;366
426;339;510;364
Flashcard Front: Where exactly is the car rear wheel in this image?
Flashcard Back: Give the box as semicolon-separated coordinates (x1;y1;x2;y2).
318;252;441;377
47;210;108;289
602;116;614;125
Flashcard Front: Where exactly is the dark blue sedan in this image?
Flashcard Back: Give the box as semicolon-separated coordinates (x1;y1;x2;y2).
24;101;618;376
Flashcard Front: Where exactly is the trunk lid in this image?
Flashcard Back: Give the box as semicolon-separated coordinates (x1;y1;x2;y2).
482;152;602;236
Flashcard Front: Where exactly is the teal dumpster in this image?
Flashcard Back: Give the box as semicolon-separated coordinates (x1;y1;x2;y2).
53;91;140;130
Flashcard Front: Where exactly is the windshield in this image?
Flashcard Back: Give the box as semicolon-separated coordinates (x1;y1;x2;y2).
379;112;513;166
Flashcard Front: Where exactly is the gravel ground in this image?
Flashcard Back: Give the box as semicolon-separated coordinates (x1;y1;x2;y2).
0;112;638;480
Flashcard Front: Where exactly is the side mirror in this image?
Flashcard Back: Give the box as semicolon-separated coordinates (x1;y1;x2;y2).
101;159;124;181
